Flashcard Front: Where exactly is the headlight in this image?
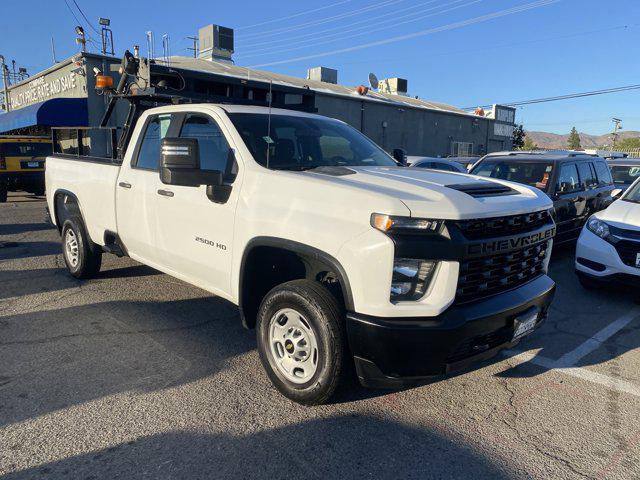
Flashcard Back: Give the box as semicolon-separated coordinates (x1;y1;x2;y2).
587;217;610;240
371;213;443;233
391;258;437;301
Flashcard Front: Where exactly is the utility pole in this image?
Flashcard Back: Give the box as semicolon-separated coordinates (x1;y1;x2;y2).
611;117;622;151
0;55;10;112
186;35;198;58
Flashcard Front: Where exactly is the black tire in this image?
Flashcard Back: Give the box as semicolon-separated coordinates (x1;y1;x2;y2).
32;187;45;197
0;185;7;203
256;279;347;405
61;218;102;279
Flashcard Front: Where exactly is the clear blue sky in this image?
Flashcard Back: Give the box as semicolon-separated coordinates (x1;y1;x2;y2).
1;0;638;134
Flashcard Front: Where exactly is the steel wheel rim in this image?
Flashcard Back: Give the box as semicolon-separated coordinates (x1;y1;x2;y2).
268;308;319;384
64;229;79;268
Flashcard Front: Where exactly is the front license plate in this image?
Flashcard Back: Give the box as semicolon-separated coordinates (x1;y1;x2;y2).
636;253;640;268
512;309;539;341
27;161;40;168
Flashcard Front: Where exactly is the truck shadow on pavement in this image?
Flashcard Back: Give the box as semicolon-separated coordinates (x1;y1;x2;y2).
1;416;513;479
0;222;55;235
0;297;252;428
0;241;60;260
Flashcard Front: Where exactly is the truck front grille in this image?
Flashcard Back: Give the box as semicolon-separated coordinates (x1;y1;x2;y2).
454;210;552;240
456;241;549;304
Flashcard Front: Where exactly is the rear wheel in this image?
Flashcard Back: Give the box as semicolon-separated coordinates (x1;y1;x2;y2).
61;218;102;279
0;185;7;203
256;279;347;405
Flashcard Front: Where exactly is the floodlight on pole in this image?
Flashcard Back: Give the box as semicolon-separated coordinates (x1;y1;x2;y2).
75;26;86;52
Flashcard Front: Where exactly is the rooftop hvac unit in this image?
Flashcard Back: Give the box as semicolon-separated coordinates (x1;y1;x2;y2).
306;66;338;84
198;24;234;61
379;77;408;96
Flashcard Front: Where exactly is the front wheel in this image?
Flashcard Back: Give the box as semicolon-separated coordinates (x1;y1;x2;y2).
257;279;347;405
61;218;102;279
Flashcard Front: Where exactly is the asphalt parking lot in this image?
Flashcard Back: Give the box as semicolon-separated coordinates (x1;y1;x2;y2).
1;193;639;479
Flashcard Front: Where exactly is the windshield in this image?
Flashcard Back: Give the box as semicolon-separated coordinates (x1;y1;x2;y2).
622;178;640;203
611;165;640;185
227;113;397;170
0;142;52;157
471;160;554;191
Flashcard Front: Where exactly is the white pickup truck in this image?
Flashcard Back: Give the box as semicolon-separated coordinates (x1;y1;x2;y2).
46;103;556;404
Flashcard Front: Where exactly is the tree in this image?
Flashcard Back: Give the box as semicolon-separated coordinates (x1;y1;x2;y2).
616;137;640;150
522;137;538;151
567;127;581;150
512;124;525;150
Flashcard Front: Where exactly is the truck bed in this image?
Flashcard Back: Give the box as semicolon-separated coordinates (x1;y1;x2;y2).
45;155;120;246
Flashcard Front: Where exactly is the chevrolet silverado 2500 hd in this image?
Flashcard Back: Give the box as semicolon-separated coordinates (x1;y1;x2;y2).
46;104;556;405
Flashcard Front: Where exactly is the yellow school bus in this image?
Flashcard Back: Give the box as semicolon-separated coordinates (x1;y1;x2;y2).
0;136;52;202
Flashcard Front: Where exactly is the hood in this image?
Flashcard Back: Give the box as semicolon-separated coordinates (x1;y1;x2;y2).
596;199;640;230
308;166;552;220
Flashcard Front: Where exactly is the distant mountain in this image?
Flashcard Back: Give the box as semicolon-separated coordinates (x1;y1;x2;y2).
525;130;640;149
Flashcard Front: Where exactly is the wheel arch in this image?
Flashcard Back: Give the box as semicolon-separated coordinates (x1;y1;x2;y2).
238;237;354;329
52;189;84;232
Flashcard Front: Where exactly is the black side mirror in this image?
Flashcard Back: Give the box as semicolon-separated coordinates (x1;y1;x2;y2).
392;148;407;165
160;137;223;187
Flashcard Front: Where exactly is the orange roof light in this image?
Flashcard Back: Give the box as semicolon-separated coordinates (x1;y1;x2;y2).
95;74;114;90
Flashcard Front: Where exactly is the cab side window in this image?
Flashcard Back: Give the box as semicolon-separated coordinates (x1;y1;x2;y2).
556;164;581;193
577;162;598;189
594;161;613;186
136;114;173;170
180;114;232;176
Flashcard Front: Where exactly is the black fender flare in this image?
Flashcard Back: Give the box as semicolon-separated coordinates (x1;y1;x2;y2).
238;236;355;328
52;189;84;229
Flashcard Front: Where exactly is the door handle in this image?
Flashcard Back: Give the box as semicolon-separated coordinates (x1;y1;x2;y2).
118;182;132;189
157;189;174;197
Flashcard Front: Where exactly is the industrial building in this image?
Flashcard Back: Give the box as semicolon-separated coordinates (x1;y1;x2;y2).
0;24;516;157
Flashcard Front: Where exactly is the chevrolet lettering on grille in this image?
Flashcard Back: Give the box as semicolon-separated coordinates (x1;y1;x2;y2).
466;227;556;257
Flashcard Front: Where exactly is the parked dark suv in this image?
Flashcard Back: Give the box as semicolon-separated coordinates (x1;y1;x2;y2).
470;152;615;243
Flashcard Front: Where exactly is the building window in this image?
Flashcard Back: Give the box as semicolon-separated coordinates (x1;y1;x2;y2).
451;141;473;157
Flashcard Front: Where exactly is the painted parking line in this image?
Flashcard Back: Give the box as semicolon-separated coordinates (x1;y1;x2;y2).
504;307;640;397
554;308;640;368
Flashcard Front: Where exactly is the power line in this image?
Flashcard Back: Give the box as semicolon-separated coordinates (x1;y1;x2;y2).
331;23;635;66
248;0;561;68
236;0;353;31
61;0;100;50
469;84;640;109
237;0;406;41
238;0;480;59
72;0;100;35
240;0;442;50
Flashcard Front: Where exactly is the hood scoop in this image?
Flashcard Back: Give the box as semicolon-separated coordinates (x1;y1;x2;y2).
310;166;356;176
446;181;517;198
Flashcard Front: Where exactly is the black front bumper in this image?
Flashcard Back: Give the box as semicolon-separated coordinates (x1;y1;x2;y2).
346;275;556;388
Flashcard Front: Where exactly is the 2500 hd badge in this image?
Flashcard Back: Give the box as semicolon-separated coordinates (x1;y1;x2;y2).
467;227;556;256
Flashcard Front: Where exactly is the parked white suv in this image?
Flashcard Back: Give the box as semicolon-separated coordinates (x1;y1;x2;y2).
576;180;640;287
46;104;556;404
